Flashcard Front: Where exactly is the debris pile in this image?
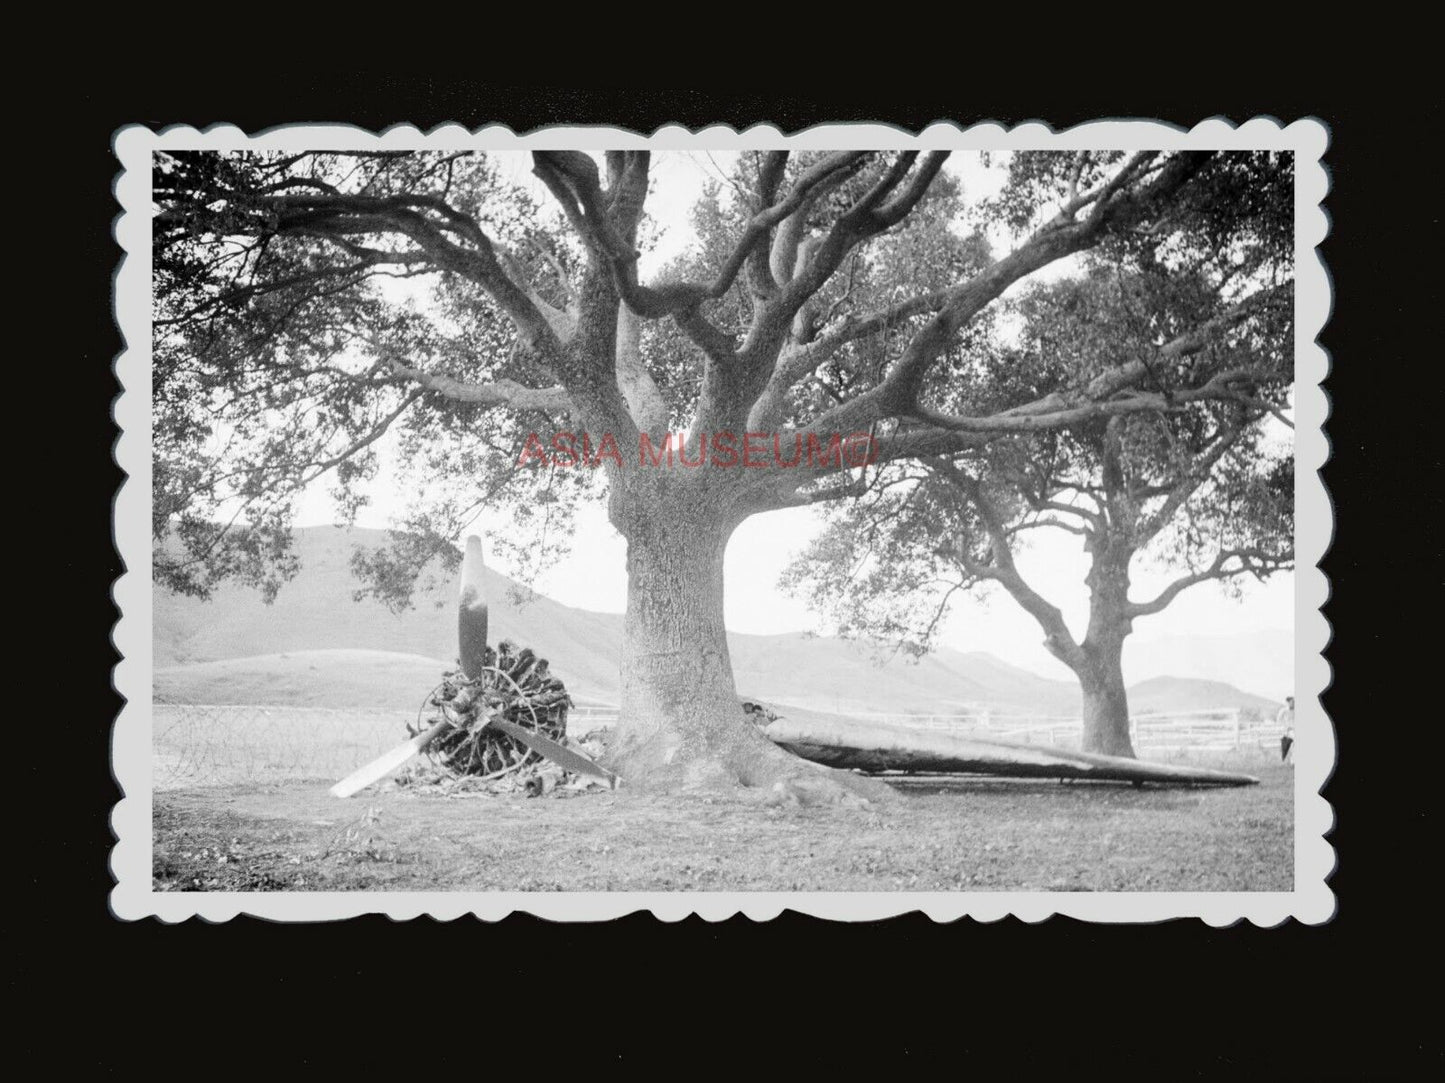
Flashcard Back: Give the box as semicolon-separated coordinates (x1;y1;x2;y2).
329;534;618;798
391;747;610;799
412;640;573;781
742;700;781;726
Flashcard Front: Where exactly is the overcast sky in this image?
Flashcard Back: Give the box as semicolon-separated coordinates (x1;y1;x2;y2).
293;150;1293;681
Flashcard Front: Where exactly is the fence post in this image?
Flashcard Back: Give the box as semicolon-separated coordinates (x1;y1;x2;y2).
1231;709;1242;750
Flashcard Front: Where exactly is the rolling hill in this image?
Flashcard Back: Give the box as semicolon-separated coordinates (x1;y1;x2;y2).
1123;630;1294;701
153;525;1280;716
155;650;448;710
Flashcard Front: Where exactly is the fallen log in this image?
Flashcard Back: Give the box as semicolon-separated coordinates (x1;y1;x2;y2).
757;709;1258;787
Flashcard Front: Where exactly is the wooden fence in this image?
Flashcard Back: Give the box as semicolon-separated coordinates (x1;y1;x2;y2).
151;701;1283;789
542;703;1285;753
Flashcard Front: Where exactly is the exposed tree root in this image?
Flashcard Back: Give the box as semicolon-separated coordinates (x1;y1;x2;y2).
603;716;896;808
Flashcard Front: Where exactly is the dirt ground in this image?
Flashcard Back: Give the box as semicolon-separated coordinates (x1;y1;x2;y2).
152;760;1294;892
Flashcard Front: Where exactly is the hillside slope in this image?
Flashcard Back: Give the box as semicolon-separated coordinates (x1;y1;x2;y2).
155;649;447;710
154;526;1278;715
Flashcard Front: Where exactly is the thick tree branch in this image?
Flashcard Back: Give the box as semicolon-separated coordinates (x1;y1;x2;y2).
1022;493;1104;531
931;460;1086;669
534;149;744;430
386;357;571;412
1007;516;1091;538
749;285;953;427
1128;548;1293;617
746;151;792;294
759;153;951;347
615;302;669;433
762;364;1260;513
529;239;578;306
768;156;865;287
1133;423;1247;541
772;474;872;508
168;188;567;359
497;246;577;340
788;285;952;368
535;149;866;318
555;257;645;444
794;153;1214;441
1079;283;1291;403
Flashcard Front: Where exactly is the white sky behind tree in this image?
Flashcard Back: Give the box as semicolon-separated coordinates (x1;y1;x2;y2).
291;150;1293;683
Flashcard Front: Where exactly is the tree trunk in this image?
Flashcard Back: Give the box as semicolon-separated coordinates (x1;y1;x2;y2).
605;477;887;804
1077;635;1136;758
610;497;744;782
1076;528;1138;758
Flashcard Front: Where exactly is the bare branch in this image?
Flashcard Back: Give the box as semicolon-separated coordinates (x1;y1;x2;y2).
772;474;872;508
529;239;577;306
1133;423;1248;541
931;460;1086;669
1007;516;1090;538
299;390;422;484
535;149;867;318
1128;548;1293;617
1022;494;1103;531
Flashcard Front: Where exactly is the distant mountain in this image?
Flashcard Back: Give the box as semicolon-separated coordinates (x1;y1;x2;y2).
1125;676;1279;716
154;525;1279;716
1124;629;1294;700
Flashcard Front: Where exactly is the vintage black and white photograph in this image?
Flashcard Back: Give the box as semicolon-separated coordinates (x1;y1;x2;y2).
110;120;1331;921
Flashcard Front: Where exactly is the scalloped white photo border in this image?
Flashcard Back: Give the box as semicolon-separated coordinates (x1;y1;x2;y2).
110;118;1333;924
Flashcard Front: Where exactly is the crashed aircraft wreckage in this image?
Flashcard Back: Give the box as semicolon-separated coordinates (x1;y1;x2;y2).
332;535;1257;797
330;535;618;798
750;708;1257;787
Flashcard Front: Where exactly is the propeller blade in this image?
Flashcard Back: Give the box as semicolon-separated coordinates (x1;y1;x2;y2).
330;718;453;798
490;716;618;788
458;535;489;681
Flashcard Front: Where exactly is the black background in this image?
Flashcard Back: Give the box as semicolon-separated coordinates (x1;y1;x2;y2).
38;75;1438;1076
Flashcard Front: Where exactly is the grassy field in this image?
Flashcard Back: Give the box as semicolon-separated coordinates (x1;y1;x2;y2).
152;760;1293;893
156;650;451;710
153;703;618;790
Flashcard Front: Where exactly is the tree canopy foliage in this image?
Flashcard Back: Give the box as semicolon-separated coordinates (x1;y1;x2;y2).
154;151;594;602
779;207;1293;757
152;144;1295;778
784;257;1294;651
154;148;1290;599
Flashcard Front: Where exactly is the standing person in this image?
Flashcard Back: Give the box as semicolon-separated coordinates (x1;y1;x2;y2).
1277;696;1295;763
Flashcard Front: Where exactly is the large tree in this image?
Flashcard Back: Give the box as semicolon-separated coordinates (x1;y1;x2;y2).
153;146;1289;796
785;263;1294;757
